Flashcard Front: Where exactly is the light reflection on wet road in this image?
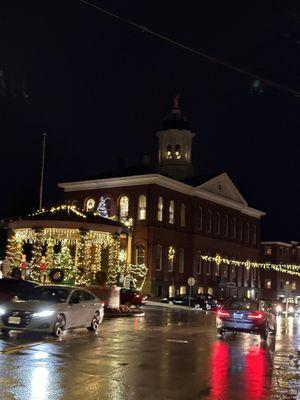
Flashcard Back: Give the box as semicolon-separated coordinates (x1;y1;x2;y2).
0;307;299;400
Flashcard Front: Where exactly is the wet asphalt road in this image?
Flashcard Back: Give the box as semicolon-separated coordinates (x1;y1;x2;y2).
0;306;299;400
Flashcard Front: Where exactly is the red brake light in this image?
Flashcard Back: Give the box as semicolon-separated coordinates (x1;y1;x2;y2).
248;311;263;319
217;309;230;317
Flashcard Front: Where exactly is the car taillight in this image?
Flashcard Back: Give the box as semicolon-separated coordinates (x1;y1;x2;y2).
217;309;230;317
248;311;263;319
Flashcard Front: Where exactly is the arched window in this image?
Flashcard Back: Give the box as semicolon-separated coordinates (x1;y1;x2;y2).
195;251;202;275
179;248;184;273
216;212;221;235
245;222;250;243
175;144;181;159
180;203;186;227
197;206;203;230
157;196;164;221
119;196;129;219
138;195;147;220
85;198;95;212
168;246;175;272
105;198;112;217
169;200;175;224
166;145;173;159
224;215;229;237
156;244;162;271
136;245;145;265
207;209;212;232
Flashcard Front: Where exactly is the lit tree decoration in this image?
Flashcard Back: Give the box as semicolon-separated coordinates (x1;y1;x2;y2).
31;228;43;266
97;197;108;218
6;229;21;266
106;235;120;285
53;239;74;280
45;239;55;268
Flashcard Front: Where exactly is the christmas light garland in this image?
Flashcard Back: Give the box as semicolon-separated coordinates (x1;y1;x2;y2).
201;254;300;277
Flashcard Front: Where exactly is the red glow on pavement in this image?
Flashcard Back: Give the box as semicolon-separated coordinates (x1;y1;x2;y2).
209;341;229;400
244;346;267;400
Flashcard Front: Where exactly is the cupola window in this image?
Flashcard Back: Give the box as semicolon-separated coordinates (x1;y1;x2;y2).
166;145;173;160
119;196;129;219
175;145;181;159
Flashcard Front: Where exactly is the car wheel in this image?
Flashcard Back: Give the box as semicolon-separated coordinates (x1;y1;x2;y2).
1;328;10;335
260;326;269;340
53;314;66;338
88;312;100;332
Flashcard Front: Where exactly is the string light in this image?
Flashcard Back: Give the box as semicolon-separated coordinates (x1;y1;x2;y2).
201;254;300;277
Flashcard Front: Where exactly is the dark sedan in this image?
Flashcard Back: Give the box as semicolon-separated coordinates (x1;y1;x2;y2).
216;298;277;340
0;278;40;303
120;289;148;307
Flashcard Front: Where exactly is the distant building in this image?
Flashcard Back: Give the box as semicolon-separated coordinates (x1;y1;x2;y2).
59;99;265;298
260;241;300;301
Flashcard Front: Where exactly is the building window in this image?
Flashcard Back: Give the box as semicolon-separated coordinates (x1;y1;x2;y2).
195;252;202;275
245;222;250;243
224;215;229;237
206;259;211;275
230;266;235;283
119;196;129;219
169;201;175;224
232;217;237;238
291;281;296;290
138;195;147;220
180;203;186;227
156;245;162;271
168;246;175;272
244;267;250;286
265;279;272;289
280;280;284;289
239;221;243;241
197;286;204;294
214;262;220;276
157;197;163;221
207;210;212;232
180;286;187;295
279;247;283;256
264;247;272;255
207;287;213;295
136;245;145;265
197;206;203;230
216;212;221;235
85;198;95;212
179;248;184;273
253;225;257;244
175;144;181;159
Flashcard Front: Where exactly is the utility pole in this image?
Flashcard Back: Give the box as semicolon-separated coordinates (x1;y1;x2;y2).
39;133;46;210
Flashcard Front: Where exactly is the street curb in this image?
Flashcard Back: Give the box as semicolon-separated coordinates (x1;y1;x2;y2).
104;310;145;318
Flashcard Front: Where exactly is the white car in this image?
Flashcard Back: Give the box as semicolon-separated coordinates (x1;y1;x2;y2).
0;285;104;337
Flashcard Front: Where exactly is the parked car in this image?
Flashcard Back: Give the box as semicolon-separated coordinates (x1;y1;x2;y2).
0;285;104;337
216;298;277;340
0;278;40;303
195;294;219;310
161;294;217;310
120;289;147;307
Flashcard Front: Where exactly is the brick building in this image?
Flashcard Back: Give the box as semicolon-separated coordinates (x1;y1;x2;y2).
59;101;265;299
260;241;300;302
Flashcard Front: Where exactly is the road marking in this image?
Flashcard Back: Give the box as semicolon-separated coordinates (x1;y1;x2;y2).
0;338;55;354
166;339;189;344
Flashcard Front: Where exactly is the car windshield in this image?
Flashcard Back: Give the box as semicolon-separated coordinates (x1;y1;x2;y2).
224;299;259;311
20;287;70;303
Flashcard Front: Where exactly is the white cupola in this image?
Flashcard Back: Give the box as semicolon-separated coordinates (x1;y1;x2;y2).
156;96;195;180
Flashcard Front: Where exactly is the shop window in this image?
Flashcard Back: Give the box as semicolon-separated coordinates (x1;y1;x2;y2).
135;245;145;265
180;203;186;227
169;285;175;297
157;197;164;221
169;201;175;224
180;286;187;295
119;196;129;219
179;248;184;273
156;245;162;271
138;195;147;220
85;198;95;212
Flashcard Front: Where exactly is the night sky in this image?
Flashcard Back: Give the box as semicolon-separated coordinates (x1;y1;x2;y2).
0;1;299;241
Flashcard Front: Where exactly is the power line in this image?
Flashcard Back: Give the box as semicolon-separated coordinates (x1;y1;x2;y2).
79;0;300;98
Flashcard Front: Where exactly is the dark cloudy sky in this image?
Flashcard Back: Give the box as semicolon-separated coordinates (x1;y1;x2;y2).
0;0;299;241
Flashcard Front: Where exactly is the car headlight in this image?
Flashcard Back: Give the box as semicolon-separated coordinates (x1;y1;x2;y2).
33;310;55;318
288;306;294;313
0;308;6;316
276;305;282;313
